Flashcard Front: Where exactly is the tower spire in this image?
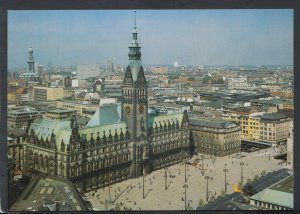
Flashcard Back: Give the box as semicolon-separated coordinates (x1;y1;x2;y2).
134;11;136;28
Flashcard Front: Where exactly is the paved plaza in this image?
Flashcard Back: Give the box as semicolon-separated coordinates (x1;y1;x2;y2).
85;147;286;210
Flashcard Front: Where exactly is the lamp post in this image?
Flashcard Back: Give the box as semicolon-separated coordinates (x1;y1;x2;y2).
200;155;205;174
184;157;187;182
240;162;244;186
143;164;145;199
205;176;212;202
183;184;188;210
165;167;167;190
223;168;228;193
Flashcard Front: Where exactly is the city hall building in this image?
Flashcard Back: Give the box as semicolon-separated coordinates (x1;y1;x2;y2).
21;15;191;192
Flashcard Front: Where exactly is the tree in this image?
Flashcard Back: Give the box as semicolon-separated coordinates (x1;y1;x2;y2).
254;174;259;181
209;195;215;202
198;199;204;207
187;77;195;81
261;170;267;176
115;203;121;211
220;190;225;196
242;184;257;197
238;181;243;190
246;178;252;184
104;199;110;210
187;205;193;210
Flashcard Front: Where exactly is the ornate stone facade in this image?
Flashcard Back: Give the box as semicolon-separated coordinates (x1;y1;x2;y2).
190;118;241;157
22;14;191;192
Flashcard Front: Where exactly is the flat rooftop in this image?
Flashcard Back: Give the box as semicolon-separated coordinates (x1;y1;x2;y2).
10;175;87;212
47;109;76;114
269;174;293;194
189;118;237;129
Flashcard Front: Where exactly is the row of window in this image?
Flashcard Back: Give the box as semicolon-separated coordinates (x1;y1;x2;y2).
200;142;240;150
68;156;130;177
152;142;182;154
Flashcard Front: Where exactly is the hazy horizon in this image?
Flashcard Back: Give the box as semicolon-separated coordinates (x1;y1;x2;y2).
8;10;293;68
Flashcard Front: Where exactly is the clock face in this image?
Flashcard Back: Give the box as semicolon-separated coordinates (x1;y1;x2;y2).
139;105;144;113
125;106;131;113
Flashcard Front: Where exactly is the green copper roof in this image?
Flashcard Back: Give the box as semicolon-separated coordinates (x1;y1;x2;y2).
148;113;183;128
129;60;142;82
29;117;127;150
80;122;127;140
85;104;122;128
29;118;72;148
250;175;294;208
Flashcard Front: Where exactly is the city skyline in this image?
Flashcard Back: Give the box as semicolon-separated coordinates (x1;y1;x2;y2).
6;9;294;211
8;10;293;68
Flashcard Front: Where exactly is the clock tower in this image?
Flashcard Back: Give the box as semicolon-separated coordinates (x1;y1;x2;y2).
123;12;149;177
122;11;148;142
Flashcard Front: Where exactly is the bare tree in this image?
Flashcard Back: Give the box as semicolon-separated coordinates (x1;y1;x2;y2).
198;199;204;207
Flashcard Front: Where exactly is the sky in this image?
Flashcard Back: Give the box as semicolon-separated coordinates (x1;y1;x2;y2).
8;10;293;68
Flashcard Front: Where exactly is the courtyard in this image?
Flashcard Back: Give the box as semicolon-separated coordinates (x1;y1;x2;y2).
85;147;286;210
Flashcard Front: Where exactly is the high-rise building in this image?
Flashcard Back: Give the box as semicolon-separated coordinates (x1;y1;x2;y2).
36;64;44;76
76;64;100;80
63;76;72;88
103;79;123;100
106;60;114;73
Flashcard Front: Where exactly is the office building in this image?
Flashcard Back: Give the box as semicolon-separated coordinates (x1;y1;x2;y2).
33;86;64;101
103;79;123;100
227;76;248;90
56;100;100;116
107;60;114;73
7;106;42;130
190;118;241;156
76;64;100;80
223;112;292;145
